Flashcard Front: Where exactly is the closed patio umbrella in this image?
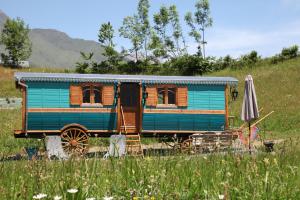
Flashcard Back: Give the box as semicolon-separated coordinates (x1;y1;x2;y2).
241;75;259;152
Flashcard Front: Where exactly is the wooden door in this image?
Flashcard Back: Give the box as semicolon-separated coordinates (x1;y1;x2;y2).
119;83;141;133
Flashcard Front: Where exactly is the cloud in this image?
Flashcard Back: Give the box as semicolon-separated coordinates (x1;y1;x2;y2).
187;21;300;58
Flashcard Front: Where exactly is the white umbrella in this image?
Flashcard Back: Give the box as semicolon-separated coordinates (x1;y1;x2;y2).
241;75;259;152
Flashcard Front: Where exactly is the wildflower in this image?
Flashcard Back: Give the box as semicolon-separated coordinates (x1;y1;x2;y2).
218;194;225;199
103;196;113;200
263;158;270;165
33;193;47;199
67;188;78;194
86;198;96;200
226;172;232;177
53;196;62;200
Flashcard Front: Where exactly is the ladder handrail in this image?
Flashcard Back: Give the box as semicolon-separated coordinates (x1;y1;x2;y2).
120;105;127;134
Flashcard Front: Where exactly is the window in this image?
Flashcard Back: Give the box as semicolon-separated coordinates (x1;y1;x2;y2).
82;85;102;105
157;86;176;106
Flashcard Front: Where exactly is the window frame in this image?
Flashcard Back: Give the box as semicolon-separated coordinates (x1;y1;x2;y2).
156;85;177;108
81;83;103;107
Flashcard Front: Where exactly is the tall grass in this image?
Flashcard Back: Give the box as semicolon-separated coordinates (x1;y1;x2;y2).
1;142;300;199
0;65;67;97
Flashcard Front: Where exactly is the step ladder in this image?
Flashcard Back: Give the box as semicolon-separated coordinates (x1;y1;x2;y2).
120;105;143;156
125;134;143;156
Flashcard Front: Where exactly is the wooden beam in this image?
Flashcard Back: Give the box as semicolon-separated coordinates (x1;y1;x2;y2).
117;82;121;133
21;86;26;131
139;82;143;133
28;108;116;113
225;84;229;129
144;109;225;115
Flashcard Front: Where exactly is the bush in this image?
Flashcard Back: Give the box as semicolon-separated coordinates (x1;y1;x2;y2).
281;45;298;59
167;55;213;76
239;50;260;67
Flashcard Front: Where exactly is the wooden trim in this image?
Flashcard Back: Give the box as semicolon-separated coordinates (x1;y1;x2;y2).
28;108;116;113
139;82;143;133
15;130;118;134
117;82;121;133
21;85;26;131
156;84;176;88
144;109;225;114
225;84;229;129
142;130;221;134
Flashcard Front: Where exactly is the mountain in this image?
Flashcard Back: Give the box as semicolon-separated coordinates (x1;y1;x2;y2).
0;10;105;68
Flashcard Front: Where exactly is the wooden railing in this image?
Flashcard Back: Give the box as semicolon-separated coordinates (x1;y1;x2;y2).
120;105;127;134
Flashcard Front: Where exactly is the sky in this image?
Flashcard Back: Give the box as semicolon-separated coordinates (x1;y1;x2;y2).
1;0;300;58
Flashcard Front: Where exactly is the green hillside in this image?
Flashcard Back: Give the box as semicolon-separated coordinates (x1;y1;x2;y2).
209;57;300;138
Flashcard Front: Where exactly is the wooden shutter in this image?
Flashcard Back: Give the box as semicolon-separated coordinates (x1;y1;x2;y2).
102;85;115;105
146;86;157;107
176;86;188;107
70;85;82;105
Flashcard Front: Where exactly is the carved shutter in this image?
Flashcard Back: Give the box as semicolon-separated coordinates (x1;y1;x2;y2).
176;86;188;107
70;85;82;105
146;86;157;107
102;85;115;105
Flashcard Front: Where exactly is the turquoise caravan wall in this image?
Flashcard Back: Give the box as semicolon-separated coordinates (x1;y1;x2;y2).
142;85;226;131
26;81;117;131
26;81;226;132
27;82;69;108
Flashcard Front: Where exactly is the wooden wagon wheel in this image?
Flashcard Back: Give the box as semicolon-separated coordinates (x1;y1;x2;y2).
180;139;193;154
61;127;89;156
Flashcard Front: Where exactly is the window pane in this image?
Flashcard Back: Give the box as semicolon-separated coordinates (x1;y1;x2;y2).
83;86;91;103
158;88;165;104
94;86;102;103
168;88;176;104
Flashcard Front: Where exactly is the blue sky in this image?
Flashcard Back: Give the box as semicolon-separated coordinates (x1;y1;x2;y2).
1;0;300;58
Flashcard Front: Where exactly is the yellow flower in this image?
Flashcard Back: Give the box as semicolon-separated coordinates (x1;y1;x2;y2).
263;158;269;165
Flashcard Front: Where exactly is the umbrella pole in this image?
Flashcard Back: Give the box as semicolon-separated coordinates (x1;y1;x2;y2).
248;123;251;154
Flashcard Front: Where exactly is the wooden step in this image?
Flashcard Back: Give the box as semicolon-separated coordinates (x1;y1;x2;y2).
127;144;141;147
126;135;140;138
125;133;143;157
126;140;140;143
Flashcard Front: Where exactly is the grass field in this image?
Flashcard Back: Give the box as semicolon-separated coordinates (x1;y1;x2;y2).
0;58;300;199
1;144;300;199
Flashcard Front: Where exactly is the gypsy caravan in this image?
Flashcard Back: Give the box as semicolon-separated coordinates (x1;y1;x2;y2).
14;72;238;154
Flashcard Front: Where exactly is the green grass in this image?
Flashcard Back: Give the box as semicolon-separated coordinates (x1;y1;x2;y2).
1;144;300;199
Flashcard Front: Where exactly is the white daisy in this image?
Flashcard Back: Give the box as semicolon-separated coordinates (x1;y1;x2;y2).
54;196;62;200
33;193;47;199
218;194;225;199
103;196;114;200
67;188;78;194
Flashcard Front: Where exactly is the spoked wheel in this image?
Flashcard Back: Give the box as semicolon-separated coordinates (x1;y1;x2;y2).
61;128;89;156
180;139;193;154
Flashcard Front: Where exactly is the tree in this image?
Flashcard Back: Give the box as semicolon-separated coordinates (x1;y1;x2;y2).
0;18;32;66
98;22;114;48
75;52;94;74
185;0;212;58
169;5;187;56
152;5;186;60
119;15;143;62
153;6;170;59
98;22;119;71
137;0;151;60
